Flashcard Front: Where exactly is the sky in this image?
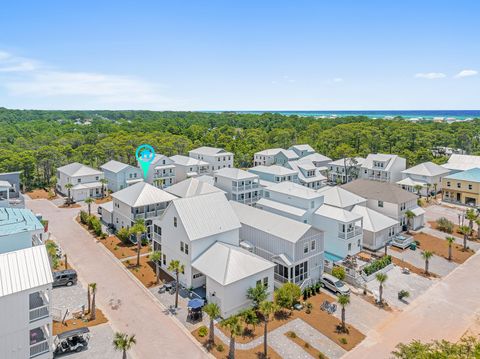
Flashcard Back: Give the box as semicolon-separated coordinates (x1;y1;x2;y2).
0;1;479;111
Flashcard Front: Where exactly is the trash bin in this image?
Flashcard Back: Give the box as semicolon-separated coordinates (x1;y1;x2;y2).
410;242;417;250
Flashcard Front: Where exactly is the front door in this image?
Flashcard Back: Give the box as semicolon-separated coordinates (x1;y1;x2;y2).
457;193;461;202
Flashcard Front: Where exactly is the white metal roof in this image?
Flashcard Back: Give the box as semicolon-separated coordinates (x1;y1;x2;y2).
172;192;241;241
402;162;450;177
189;146;233;156
329;157;365;167
361;154;402;171
289;144;315;153
444;154;480;172
256;198;307;218
72;181;102;190
99;201;114;213
112;181;176;207
287;161;327;183
351;205;398;233
214;168;258;180
192;242;274;286
0;180;12;188
170;155;209;167
280;149;299;160
317;186;366;209
314;204;363;223
249;165;297;176
411;207;426;216
100;160;131;173
231;201;316;243
196;175;215;185
165;178;224;198
57;162;103;177
396;178;426;187
265;181;322;200
300;153;333;164
255;148;284;156
0;245;53;298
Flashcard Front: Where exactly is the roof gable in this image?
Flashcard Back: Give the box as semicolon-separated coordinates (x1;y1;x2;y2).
111;181;176;207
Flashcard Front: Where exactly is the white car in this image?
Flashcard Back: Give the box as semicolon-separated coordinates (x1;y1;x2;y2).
321;273;350;296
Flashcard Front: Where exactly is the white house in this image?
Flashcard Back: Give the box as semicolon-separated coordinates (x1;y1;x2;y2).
359;154;406;183
56;162;104;201
100;160;143;192
342;179;425;230
170;155;210;182
0;207;45;254
0;245;53;359
213;168;261;204
152;192;273;317
188;146;234;173
317;186;367;211
0;171;23;208
328;157;365;184
253;149;286;166
108;182;176;238
231;201;324;289
442;154;480;173
288;144;316;158
300;153;332;168
351;205;399;251
248;165;299;187
164;178;224;198
143;155;176;189
397;161;450;196
286;160;326;189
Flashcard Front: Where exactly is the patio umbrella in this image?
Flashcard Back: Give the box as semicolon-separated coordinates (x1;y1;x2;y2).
187;298;205;310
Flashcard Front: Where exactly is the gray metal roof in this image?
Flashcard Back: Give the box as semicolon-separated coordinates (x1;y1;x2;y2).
341;179;417;203
165;178;224;198
100;160;132;173
192;242;274;285
170;155;209;167
111;181;176;207
214;168;258;180
0;245;53;297
173;192;241;241
317;186;366;209
57;162;103;177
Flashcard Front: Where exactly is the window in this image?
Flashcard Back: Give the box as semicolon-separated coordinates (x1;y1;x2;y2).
348;243;352;251
400;203;406;211
447;181;451;187
256;279;261;287
193;273;203;279
457;183;461;188
185;243;189;255
310;201;315;209
469;184;473;190
264;191;270;198
77;178;81;183
162;254;166;265
311;240;316;251
303;242;309;254
263;277;269;288
378;200;384;208
154;225;162;235
174;217;177;227
180;241;184;252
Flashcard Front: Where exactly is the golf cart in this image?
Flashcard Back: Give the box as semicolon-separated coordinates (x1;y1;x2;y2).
53;327;90;356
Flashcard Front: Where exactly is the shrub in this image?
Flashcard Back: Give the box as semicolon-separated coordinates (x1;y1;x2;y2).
318;354;326;359
315;283;321;293
79;210;89;224
339;338;348;345
332;266;346;281
117;227;130;243
216;344;224;352
100;232;107;239
304;342;310;349
398;290;410;300
363;255;392;276
287;331;297;338
306;302;313;314
198;326;208;338
436;217;454;234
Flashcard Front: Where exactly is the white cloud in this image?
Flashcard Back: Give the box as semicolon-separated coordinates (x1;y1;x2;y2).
0;50;171;108
333;78;343;83
454;69;478;78
414;72;446;79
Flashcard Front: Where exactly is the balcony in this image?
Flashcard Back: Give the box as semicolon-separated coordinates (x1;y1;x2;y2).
29;292;50;323
134;209;165;220
153;232;162;242
30;326;50;358
338;227;363;240
232;183;259;193
30;341;49;358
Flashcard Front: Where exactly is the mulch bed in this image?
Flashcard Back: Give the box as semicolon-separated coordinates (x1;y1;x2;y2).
413;232;474;264
53;309;108;335
59;203;81;208
356;293;394;312
26;188;58;200
428;221;480;242
191;329;282;359
123;255;172;288
100;235;151;260
95;196;112;204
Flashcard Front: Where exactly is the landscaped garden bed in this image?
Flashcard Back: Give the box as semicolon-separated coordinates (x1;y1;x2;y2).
123;255;171;288
95;195;112;204
413;232;474;264
285;331;328;359
100;235;151;260
26;188;58;200
390;256;439;279
191;328;282;359
361;255;393;281
53;308;108;335
428;220;479;241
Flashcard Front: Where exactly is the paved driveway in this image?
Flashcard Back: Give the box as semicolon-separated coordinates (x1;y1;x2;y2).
27;199;208;359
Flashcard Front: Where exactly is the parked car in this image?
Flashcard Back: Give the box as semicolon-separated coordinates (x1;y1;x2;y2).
52;269;77;287
54;327;90;356
321;273;350;295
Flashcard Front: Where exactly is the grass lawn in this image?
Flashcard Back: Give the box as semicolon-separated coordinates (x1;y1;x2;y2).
216;292;365;351
53;308;108;335
100;235;151;260
285;331;329;359
26;188;58;200
123;255;172;288
413;232;474;264
191;329;282;359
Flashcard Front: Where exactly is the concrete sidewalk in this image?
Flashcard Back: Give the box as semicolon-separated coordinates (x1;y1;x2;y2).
28;199;208;359
343;250;480;358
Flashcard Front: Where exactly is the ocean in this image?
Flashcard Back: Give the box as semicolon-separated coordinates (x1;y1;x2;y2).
229;110;480;120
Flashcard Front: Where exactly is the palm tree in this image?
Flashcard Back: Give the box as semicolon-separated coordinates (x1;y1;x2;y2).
130;219;146;267
203;302;220;346
466;209;478;236
422;251;433;275
65;183;73;204
446;236;455;261
87;282;91;313
404;210;415;234
89;283;97;320
246;283;268;309
258;301;277;358
149;251;162;284
85;197;94;215
100;178;108;198
240;308;259;334
375;273;388;305
220;315;242;359
458;225;471;250
426;183;431;202
113;332;136;359
476;218;480;240
337;294;350;332
414;184;423;198
167;259;184;309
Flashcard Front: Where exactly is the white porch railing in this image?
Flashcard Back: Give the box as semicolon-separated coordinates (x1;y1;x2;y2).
29;305;49;323
30;340;49;358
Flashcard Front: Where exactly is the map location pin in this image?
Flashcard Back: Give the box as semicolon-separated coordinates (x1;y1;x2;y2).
136;144;156;180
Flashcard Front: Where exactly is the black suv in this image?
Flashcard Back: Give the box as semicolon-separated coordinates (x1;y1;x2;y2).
53;269;78;287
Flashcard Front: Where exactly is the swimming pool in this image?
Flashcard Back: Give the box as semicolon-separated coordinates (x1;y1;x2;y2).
324;251;343;263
